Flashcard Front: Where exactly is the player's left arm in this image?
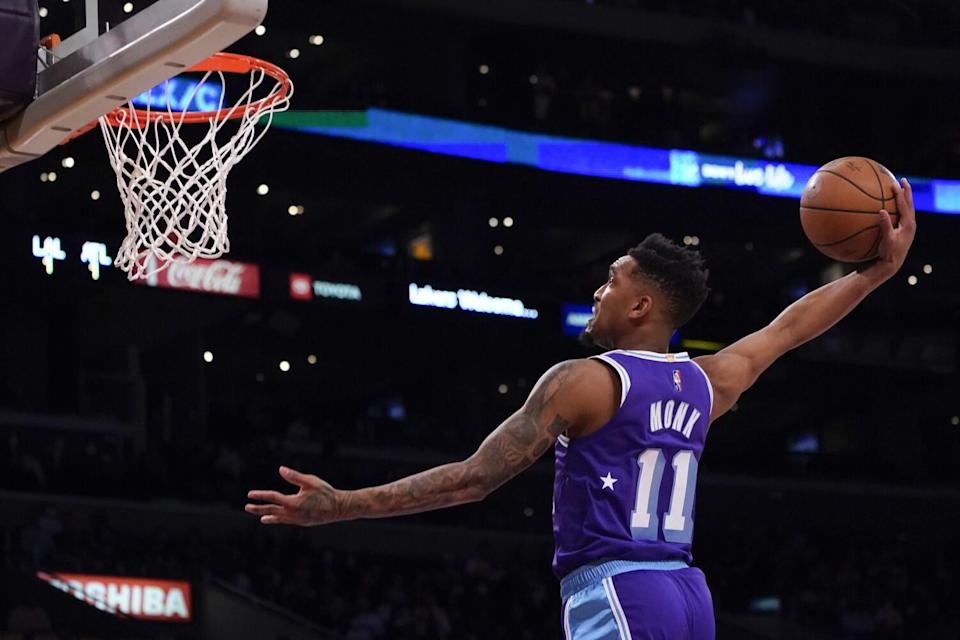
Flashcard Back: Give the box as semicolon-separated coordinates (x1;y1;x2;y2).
245;359;612;526
696;178;917;424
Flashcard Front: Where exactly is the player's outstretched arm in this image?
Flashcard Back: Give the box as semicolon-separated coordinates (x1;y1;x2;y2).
696;178;917;423
245;359;613;526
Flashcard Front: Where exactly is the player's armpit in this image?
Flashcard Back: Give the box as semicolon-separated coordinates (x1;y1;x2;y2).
699;259;896;425
463;358;615;497
695;323;795;423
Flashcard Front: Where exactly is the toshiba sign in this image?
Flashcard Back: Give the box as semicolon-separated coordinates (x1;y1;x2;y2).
37;572;192;622
134;256;261;298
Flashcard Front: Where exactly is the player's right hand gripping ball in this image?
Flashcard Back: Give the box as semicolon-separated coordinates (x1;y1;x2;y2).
800;156;900;262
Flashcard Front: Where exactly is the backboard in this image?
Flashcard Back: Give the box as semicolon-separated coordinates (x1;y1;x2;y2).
0;0;268;173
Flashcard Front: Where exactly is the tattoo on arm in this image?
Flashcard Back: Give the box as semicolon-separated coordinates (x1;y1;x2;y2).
338;362;577;521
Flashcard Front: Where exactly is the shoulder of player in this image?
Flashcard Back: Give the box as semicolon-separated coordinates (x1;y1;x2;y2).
540;358;615;391
531;359;618;417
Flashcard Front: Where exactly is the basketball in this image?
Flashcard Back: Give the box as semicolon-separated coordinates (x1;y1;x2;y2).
799;156;901;262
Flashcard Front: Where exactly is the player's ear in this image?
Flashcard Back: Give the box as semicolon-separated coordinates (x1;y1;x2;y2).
628;295;653;322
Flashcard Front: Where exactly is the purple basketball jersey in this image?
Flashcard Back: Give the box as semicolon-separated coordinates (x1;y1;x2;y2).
553;350;713;579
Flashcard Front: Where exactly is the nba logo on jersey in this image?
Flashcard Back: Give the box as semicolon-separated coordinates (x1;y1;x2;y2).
673;369;682;392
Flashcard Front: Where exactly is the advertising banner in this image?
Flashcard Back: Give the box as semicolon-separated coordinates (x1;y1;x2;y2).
134;256;261;298
37;571;192;622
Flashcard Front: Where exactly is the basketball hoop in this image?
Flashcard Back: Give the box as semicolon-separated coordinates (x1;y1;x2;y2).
97;52;293;280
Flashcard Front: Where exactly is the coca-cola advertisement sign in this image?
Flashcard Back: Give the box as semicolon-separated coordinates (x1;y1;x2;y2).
134;256;260;298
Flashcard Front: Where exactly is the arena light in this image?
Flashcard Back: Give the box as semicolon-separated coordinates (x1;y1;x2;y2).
680;338;726;352
479;64;490;75
61;156;75;168
90;190;100;200
254;25;266;36
279;360;291;372
952;416;960;426
907;275;918;286
307;354;318;365
309;35;324;45
256;183;269;195
498;384;508;394
122;2;134;14
287;48;300;59
203;351;214;363
488;217;498;227
39;7;48;18
408;234;433;261
923;264;933;274
503;216;514;227
493;245;504;255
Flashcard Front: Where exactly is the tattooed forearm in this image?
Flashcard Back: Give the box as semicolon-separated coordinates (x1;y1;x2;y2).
335;361;579;521
339;461;486;520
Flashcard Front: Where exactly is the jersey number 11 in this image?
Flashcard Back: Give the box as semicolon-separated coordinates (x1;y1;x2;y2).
630;448;698;544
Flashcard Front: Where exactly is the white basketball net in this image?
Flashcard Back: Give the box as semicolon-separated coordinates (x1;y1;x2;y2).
99;64;291;280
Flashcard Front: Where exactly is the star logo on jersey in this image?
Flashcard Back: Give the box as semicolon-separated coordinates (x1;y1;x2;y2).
600;472;618;490
673;369;682;392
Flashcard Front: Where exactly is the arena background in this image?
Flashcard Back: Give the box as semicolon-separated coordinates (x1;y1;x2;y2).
2;0;960;638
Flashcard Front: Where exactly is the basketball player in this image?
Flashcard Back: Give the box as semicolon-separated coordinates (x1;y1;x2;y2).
247;179;916;638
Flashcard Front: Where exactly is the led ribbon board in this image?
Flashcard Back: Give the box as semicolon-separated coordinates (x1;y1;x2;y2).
273;109;960;215
409;283;539;319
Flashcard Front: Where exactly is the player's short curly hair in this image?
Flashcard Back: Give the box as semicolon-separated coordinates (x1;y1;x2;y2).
627;233;710;329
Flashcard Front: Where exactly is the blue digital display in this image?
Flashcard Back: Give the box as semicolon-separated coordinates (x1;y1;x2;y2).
561;303;593;336
276;109;960;216
131;78;223;112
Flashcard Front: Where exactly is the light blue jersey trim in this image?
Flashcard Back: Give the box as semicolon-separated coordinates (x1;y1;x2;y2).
560;559;689;600
591;354;631;407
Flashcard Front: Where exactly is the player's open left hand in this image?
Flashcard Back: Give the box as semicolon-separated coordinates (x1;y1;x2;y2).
245;466;344;526
871;177;917;281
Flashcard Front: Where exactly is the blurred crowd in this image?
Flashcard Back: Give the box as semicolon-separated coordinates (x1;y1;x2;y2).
2;372;959;639
3;485;958;639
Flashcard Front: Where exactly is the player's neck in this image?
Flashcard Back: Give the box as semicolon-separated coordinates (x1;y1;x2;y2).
612;333;673;353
